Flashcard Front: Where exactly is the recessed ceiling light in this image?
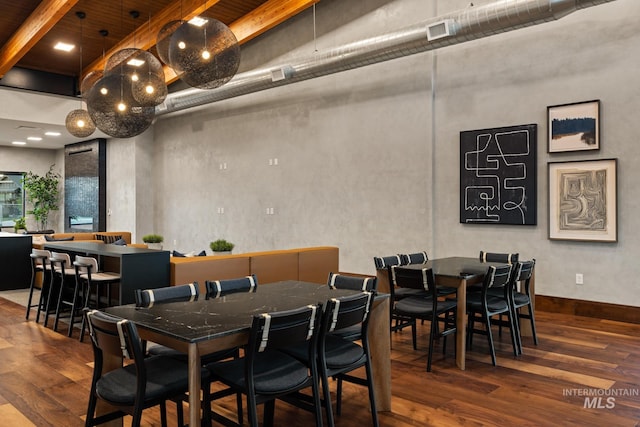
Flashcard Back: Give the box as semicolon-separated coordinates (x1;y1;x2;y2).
27;136;42;141
188;16;208;27
54;42;75;52
127;58;145;67
45;131;61;136
12;141;26;145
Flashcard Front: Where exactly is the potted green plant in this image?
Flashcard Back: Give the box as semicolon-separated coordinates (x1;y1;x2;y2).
209;239;234;255
142;234;164;249
13;217;26;233
22;165;60;232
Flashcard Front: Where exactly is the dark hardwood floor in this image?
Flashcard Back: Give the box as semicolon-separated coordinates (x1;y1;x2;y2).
0;294;638;426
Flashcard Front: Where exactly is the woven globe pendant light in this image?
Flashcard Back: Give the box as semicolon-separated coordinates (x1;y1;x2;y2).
156;20;185;69
66;108;96;138
104;48;167;107
65;11;96;138
166;17;240;89
86;73;155;138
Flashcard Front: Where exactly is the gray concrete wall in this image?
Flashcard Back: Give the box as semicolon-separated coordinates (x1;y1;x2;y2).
111;0;639;306
2;0;636;306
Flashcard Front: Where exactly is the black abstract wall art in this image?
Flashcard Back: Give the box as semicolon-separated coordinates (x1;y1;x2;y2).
460;124;537;225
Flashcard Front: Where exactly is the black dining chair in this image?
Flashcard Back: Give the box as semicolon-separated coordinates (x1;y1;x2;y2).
318;292;378;426
134;282;199;307
84;309;211;427
281;292;378;427
398;251;428;265
479;250;519;264
49;251;83;336
25;248;52;323
74;255;121;342
393;267;457;372
205;274;258;298
135;282;241;426
508;260;538;354
205;304;323;427
326;272;376;341
327;272;377;292
400;251;457;297
466;264;519;366
386;265;418;333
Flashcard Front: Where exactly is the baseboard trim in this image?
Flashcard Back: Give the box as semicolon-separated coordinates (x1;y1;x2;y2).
536;295;639;324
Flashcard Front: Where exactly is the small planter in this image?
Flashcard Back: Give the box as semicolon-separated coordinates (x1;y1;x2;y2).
210;239;235;254
213;251;232;256
142;234;164;250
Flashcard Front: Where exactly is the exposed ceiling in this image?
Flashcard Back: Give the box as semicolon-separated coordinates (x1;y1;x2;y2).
0;0;319;149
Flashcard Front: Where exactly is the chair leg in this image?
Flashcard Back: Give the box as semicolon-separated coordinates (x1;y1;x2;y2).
528;304;539;345
35;270;50;324
43;271;58;328
324;372;337;426
512;306;523;356
67;278;83;337
246;392;259;427
25;268;38;320
467;313;475;349
264;399;276;427
53;274;66;332
507;312;519;357
79;281;93;342
364;360;379;427
410;319;417;351
427;316;437;372
159;401;168;427
484;314;497;366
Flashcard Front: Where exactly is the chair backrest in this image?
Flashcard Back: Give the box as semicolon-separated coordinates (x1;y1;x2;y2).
321;291;374;336
479;251;519;264
483;264;513;293
50;251;72;274
74;255;99;275
511;259;536;294
373;255;403;269
205;275;257;298
393;266;437;298
135;283;199;308
84;309;145;364
399;251;428;265
247;304;321;355
31;249;51;267
327;273;377;292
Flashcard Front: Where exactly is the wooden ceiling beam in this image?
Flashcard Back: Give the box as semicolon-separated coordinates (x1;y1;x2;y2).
0;0;80;78
83;0;221;77
163;0;320;83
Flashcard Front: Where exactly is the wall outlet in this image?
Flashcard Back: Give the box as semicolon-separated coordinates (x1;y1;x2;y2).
576;273;584;285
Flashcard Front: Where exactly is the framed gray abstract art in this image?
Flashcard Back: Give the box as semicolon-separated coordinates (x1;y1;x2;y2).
460;124;537;225
548;159;617;242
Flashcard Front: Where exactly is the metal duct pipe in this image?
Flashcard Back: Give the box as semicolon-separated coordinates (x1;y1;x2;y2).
157;0;617;116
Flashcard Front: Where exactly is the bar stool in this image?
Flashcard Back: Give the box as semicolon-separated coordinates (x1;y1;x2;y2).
49;252;83;336
74;255;120;342
26;249;52;323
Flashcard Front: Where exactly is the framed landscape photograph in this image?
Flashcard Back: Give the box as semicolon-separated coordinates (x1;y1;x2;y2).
548;159;617;242
547;100;600;153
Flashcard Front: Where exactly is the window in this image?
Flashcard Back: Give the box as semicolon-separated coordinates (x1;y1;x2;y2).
0;172;25;228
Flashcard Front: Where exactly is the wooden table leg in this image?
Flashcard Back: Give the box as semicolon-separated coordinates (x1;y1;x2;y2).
456;279;467;370
188;343;202;426
368;297;391;411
